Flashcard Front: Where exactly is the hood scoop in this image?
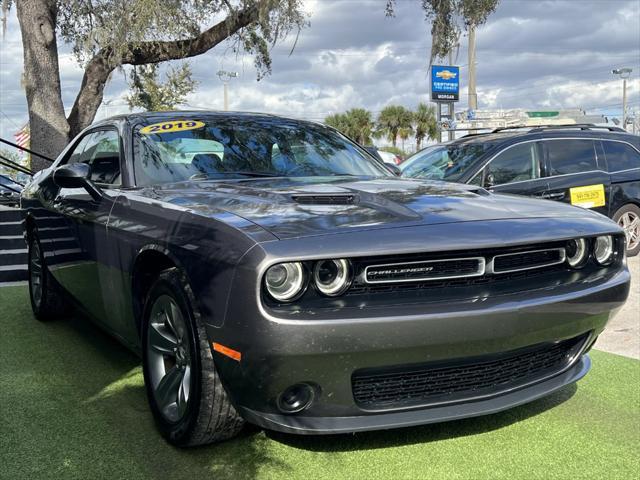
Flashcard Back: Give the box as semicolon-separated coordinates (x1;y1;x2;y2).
291;194;358;205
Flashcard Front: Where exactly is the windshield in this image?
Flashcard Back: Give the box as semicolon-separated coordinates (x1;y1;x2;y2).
400;143;494;181
133;117;390;186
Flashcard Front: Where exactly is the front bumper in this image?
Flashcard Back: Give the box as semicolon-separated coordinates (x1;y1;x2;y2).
205;233;630;435
237;354;591;435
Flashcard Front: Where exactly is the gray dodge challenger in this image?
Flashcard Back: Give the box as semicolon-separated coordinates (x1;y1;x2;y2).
20;112;630;446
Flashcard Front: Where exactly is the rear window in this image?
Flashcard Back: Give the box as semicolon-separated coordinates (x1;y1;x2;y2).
546;139;597;175
602;141;640;172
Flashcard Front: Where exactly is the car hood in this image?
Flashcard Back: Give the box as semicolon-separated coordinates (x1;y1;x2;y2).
137;176;597;240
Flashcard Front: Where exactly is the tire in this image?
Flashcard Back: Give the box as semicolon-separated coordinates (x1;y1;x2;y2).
141;268;244;446
612;204;640;257
27;231;71;321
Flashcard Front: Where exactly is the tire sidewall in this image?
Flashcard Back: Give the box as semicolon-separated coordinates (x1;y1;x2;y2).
613;204;640;257
141;270;203;445
27;233;46;316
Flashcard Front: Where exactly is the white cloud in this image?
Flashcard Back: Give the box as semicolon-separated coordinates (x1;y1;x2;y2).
1;0;639;143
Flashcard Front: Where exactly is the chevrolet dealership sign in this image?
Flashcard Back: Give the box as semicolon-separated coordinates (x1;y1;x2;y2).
431;65;460;102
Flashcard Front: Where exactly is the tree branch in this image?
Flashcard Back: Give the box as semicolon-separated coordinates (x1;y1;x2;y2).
67;1;262;137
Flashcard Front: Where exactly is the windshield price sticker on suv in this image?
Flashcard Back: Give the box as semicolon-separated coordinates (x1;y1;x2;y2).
569;184;606;208
140;120;205;134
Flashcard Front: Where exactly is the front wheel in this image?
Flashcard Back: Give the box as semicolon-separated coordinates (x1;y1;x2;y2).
141;268;244;446
613;204;640;257
28;232;71;321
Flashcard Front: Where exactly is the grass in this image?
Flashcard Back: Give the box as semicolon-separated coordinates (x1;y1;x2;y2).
1;285;639;480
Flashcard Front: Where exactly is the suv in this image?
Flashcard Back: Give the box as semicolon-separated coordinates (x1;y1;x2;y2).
401;125;640;256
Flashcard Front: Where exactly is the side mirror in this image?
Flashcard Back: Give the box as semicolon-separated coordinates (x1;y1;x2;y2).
53;163;103;201
484;172;496;188
385;163;402;176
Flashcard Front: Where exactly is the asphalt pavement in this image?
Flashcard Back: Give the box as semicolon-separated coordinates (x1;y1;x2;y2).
595;255;640;359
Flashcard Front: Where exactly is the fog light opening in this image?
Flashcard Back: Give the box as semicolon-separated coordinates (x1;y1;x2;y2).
277;383;315;414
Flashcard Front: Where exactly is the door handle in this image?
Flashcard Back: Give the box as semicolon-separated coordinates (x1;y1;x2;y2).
541;192;565;200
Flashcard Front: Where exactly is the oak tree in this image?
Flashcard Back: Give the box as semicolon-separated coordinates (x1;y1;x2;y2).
13;0;305;170
126;63;197;112
386;0;499;64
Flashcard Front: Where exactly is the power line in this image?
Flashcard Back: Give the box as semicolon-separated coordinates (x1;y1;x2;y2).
0;109;22;130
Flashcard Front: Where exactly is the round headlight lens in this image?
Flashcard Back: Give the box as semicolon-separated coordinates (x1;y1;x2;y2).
313;259;351;296
566;238;588;268
265;262;305;302
594;236;614;265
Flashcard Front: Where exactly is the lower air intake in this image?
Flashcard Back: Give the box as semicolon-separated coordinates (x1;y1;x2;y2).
351;334;587;410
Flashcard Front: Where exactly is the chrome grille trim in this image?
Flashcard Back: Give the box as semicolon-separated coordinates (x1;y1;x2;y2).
363;257;486;284
490;248;566;274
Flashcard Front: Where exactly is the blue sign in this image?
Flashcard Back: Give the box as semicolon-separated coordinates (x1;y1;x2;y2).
431;65;460;102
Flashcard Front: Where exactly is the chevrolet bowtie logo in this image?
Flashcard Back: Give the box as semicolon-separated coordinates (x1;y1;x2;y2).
436;70;457;80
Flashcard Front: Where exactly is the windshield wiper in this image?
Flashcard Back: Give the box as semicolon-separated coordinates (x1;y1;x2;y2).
190;171;280;180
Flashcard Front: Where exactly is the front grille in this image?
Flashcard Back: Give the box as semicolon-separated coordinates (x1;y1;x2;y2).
347;263;567;296
346;242;569;296
493;248;565;274
352;334;586;410
365;257;484;283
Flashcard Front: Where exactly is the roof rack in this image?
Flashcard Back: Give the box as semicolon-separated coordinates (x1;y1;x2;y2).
527;124;626;133
490;124;626;134
491;125;542;133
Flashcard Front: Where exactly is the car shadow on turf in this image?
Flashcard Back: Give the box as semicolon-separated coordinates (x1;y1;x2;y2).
265;383;578;452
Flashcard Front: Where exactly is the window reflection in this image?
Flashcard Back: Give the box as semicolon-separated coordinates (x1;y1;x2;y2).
133;118;390;186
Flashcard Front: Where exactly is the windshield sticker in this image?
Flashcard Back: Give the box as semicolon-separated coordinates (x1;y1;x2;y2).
569;184;605;208
140;120;205;135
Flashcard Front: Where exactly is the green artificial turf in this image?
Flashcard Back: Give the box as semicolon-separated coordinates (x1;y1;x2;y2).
1;285;639;480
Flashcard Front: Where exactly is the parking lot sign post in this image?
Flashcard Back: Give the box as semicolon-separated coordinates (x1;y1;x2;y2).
431;65;460;142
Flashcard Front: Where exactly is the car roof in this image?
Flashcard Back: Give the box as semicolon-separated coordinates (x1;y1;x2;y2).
449;124;637;147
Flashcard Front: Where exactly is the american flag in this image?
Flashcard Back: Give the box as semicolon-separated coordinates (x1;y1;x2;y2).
14;124;30;151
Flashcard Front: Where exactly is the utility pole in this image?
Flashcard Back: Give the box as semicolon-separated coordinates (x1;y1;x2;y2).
612;67;632;129
468;24;478;112
217;70;239;111
447;50;455;141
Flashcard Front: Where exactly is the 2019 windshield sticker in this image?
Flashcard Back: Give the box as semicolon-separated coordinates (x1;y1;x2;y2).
140;120;205;135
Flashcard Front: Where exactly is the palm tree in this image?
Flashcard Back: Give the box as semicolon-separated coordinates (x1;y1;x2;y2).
398;126;414;153
376;105;413;148
324;113;348;133
413;103;438;151
325;109;374;145
343;108;374;145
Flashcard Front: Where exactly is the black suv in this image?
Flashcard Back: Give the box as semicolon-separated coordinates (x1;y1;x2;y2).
401;125;640;256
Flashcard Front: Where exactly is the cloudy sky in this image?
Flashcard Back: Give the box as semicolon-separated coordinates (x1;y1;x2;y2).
1;0;639;143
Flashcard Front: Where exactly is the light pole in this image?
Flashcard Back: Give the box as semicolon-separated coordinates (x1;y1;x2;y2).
612;67;632;129
217;70;239;111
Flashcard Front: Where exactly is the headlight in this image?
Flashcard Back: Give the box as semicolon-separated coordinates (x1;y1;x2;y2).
264;262;306;302
566;238;588;268
313;259;351;296
594;236;614;265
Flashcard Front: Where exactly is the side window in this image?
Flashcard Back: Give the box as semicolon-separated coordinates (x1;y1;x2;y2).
68;130;121;185
66;136;90;164
546;139;597;176
485;142;541;185
602;141;640;172
468;172;483;186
